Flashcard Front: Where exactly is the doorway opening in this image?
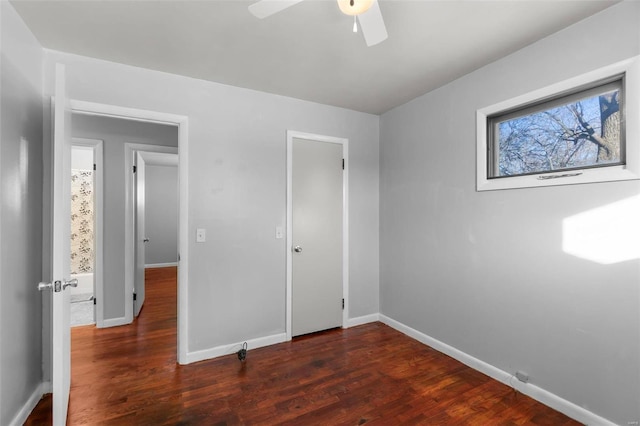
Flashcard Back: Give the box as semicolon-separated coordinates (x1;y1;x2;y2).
69;139;103;327
129;147;179;318
69;100;189;363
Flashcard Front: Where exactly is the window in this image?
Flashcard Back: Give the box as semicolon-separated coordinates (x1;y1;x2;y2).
477;57;640;191
489;78;623;178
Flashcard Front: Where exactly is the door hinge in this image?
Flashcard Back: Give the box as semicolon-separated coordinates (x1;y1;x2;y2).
342;159;345;170
93;163;96;171
133;165;137;173
133;293;137;301
342;298;345;310
93;297;96;305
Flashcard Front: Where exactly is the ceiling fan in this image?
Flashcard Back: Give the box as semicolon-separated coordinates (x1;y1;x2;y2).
248;0;388;47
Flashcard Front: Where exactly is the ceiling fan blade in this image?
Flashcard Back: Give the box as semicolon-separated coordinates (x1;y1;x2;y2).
357;0;388;47
248;0;306;19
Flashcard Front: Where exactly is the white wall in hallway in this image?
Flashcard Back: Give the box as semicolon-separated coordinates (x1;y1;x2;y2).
145;164;178;266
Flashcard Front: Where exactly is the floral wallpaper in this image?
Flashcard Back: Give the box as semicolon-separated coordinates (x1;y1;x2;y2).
70;169;94;274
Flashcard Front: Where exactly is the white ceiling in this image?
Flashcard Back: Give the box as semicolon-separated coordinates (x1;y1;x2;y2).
11;0;618;115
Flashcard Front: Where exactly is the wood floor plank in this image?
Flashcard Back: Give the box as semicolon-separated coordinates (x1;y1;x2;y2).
25;267;581;425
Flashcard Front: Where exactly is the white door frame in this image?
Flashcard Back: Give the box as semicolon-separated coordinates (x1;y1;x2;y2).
69;100;189;364
125;144;179;320
286;130;349;341
71;138;104;327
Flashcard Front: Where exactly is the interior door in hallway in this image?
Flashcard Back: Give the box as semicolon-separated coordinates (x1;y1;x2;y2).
291;137;343;337
134;151;146;317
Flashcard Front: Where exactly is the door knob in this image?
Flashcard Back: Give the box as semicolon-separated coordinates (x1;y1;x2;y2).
63;278;78;290
38;282;53;291
38;279;77;292
38;280;62;292
293;246;303;253
143;238;150;243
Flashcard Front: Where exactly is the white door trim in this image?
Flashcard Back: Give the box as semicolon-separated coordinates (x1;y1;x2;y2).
69;99;189;365
286;130;349;341
71;138;104;327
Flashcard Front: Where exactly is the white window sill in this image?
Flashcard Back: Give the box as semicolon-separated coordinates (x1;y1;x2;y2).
477;165;638;192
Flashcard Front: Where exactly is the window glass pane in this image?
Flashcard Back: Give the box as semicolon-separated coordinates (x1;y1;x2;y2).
489;81;623;178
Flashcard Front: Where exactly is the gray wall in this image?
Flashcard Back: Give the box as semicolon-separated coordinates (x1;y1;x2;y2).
145;164;178;266
379;3;640;424
0;2;44;424
42;48;381;353
72;115;178;320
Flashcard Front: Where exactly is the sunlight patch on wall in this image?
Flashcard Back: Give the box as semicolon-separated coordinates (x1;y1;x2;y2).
563;195;640;264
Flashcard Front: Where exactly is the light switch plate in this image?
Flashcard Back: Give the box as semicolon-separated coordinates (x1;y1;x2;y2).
275;226;284;239
196;228;206;243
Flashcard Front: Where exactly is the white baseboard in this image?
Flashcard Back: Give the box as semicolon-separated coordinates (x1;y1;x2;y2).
185;332;287;364
9;381;50;426
145;262;178;268
345;313;379;328
100;316;129;328
185;315;381;365
379;314;616;426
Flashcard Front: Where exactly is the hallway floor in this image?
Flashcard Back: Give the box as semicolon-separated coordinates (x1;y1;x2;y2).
70;293;94;327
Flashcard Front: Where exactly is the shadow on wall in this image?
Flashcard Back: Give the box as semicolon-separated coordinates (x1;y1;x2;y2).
563;195;640;264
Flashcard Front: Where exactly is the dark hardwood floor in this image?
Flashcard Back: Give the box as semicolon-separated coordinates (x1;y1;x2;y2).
26;267;580;425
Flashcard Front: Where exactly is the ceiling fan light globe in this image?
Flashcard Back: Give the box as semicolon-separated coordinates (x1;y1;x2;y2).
337;0;373;16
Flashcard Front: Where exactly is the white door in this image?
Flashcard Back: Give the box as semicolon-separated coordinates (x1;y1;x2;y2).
291;138;343;336
38;63;73;426
134;152;146;316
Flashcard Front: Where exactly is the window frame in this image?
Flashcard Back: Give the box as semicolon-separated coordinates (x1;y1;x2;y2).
476;56;640;191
